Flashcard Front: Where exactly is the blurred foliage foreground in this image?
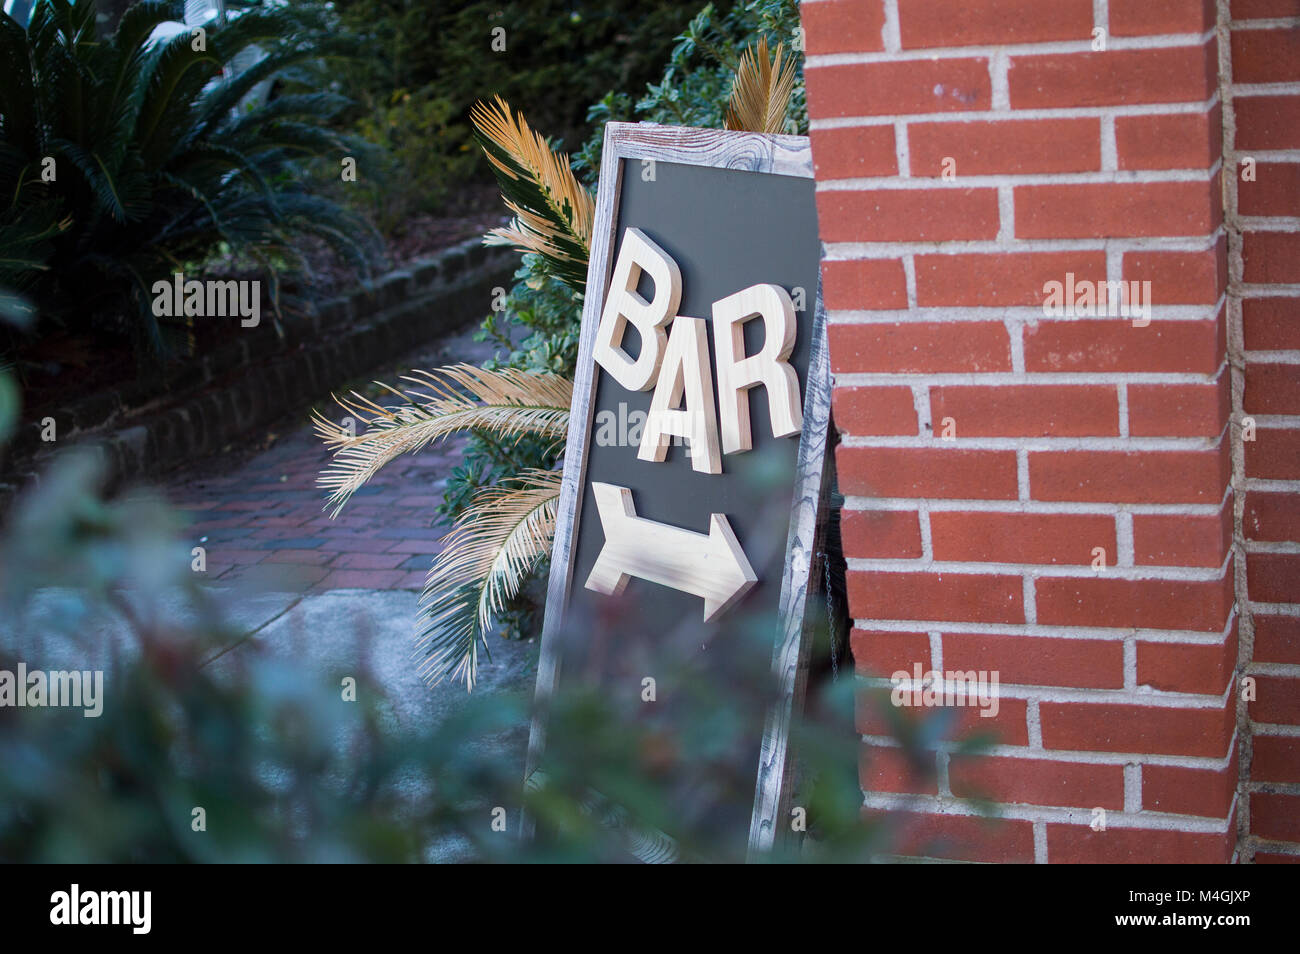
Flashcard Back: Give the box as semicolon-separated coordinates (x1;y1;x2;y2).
0;462;923;863
0;386;946;862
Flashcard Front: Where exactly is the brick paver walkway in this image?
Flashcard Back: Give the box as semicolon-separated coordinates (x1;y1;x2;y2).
167;320;497;593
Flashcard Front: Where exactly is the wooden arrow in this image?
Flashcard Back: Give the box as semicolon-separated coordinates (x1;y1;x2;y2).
584;482;757;621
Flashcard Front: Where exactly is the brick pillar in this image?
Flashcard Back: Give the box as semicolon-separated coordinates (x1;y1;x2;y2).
803;0;1248;862
1224;0;1300;864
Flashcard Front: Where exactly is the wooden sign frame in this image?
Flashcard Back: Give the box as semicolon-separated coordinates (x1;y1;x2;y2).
524;122;832;860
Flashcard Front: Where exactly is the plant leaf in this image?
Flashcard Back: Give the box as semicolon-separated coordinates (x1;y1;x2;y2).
314;364;572;515
470;95;593;290
415;470;561;691
725;37;796;135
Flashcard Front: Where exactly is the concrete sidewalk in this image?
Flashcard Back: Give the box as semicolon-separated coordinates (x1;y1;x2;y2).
202;587;539;727
5;583;539;726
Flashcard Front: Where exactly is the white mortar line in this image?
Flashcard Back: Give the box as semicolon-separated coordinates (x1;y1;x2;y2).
1125;763;1142;812
836;372;1227;386
997;184;1015;244
1251;723;1300;738
847;558;1230;584
840;434;1222;449
881;0;901;53
850;616;1237;643
859;792;1235;832
1247;604;1300;622
1101;113;1119;171
1016;448;1030;500
991;50;1011;110
911;384;931;434
860;735;1238;770
830;305;1224;321
1243;660;1300;676
1243;478;1300;492
805;30;1216;67
810;96;1221;128
1229;17;1300;29
817;167;1220;188
1231;81;1300;96
918;503;934;561
894;119;910;176
1008;320;1027;373
1244;410;1295;436
826;235;1224;255
842;495;1230;514
1027;699;1044;748
1244;540;1300;554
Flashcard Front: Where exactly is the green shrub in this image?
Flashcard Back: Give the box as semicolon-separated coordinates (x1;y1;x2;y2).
349;87;479;232
330;0;733;146
325;0;725;219
573;0;807;182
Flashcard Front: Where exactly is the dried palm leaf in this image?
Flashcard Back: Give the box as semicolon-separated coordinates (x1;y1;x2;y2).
725;37;797;135
313;364;571;516
414;469;562;690
470;95;594;290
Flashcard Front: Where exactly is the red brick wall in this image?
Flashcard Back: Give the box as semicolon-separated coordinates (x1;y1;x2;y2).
1224;0;1300;865
800;0;1299;862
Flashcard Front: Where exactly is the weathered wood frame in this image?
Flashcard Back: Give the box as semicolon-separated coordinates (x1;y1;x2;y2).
524;122;832;860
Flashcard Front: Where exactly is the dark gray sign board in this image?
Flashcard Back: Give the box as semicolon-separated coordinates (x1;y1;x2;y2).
526;123;831;859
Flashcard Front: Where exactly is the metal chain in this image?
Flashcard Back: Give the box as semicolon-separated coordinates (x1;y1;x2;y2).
822;549;839;680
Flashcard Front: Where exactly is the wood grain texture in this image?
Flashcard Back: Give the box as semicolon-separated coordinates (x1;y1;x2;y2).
713;283;803;455
591;226;681;392
520;122;628;834
583;481;756;620
524;123;829;858
601;121;815;179
746;270;832;860
637;314;722;474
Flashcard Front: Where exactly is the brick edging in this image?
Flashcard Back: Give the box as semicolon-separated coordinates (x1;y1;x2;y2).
0;238;517;507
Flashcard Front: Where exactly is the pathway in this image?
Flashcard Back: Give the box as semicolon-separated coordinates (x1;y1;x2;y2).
4;294;541;861
168;320;495;594
163;316;541;732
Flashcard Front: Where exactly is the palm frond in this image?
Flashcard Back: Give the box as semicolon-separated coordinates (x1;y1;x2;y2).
415;470;561;691
470;95;593;290
51;138;152;223
314;364;572;516
725;37;797;135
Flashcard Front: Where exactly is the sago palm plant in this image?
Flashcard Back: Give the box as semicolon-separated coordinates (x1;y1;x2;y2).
317;40;798;691
0;0;379;363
